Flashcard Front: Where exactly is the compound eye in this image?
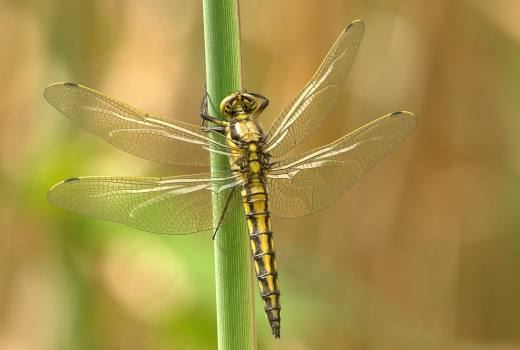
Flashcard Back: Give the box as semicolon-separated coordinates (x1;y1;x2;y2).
247;100;257;111
242;95;257;113
220;93;258;116
220;94;239;116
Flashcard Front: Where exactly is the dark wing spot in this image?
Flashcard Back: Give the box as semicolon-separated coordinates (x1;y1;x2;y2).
64;177;81;183
63;82;79;88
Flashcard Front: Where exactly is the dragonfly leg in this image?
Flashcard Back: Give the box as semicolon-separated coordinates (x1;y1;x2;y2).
200;84;210;119
249;92;269;118
200;86;227;127
200;109;223;125
200;112;226;135
201;126;226;133
212;187;237;240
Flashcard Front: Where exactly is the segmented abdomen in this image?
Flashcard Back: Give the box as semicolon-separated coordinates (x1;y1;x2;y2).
241;179;281;338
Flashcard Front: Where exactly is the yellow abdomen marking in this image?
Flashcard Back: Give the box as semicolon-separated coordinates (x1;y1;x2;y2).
224;122;280;337
242;178;281;338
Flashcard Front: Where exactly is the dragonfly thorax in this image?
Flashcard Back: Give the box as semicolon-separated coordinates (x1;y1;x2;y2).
227;118;265;145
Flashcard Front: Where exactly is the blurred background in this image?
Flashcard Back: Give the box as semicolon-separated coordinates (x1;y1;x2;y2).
1;0;520;349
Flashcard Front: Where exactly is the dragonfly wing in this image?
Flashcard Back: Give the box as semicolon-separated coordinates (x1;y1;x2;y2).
48;173;242;234
267;112;416;218
44;83;230;166
264;20;365;158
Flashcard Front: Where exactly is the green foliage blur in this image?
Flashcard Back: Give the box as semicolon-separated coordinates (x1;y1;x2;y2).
1;0;520;349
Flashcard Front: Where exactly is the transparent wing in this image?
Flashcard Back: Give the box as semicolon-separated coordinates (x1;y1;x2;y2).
48;173;242;235
268;112;416;218
265;20;365;158
44;83;231;166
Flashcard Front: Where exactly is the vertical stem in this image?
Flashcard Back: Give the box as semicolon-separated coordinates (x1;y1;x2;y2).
202;1;255;349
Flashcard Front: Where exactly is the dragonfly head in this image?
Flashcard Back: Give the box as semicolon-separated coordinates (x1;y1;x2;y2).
220;92;257;119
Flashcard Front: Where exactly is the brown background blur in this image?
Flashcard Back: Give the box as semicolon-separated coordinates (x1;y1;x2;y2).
1;0;520;349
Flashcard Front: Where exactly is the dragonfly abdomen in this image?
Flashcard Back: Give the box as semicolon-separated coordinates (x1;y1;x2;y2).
241;180;281;338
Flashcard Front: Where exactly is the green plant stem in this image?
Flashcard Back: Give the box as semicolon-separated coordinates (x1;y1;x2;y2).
202;1;255;349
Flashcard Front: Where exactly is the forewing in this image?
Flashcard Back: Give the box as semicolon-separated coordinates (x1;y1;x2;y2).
48;173;241;234
265;20;365;158
268;112;416;218
44;83;229;166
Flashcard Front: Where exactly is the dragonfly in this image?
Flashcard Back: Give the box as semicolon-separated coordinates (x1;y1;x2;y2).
44;20;416;338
